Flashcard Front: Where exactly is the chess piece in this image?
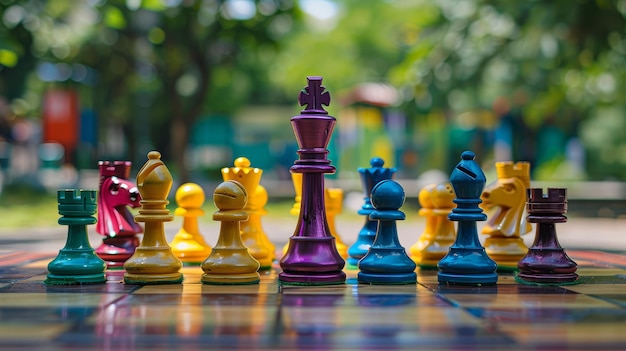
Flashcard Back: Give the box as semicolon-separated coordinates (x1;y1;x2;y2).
95;161;142;269
358;180;417;284
284;172;348;259
410;182;456;267
517;188;578;284
124;151;183;285
325;187;348;259
201;180;261;285
280;76;346;285
45;190;106;285
347;157;396;267
222;157;274;269
170;183;212;265
250;184;277;264
481;161;532;269
438;151;498;285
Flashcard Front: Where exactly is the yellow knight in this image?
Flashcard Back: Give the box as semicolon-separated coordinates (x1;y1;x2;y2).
480;161;532;269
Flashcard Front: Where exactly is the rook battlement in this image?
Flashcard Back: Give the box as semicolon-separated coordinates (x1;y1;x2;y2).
99;161;132;180
527;188;567;203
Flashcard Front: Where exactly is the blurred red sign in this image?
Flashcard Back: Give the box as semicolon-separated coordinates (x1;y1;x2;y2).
42;89;79;154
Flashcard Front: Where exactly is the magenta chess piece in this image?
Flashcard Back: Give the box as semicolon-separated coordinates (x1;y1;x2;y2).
95;161;143;268
516;188;578;284
279;76;346;286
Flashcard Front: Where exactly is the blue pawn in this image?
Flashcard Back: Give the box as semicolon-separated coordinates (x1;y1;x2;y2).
358;180;417;284
347;157;396;267
438;151;498;285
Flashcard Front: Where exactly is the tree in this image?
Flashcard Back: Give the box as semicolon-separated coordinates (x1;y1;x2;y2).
388;0;626;179
0;0;300;182
78;0;300;181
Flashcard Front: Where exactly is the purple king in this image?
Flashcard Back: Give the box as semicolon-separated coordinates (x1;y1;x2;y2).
279;76;346;285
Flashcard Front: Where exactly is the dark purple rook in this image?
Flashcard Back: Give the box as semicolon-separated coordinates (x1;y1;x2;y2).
279;76;346;285
517;188;578;284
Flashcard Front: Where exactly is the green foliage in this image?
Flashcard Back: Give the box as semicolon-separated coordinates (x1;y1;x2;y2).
2;0;625;181
388;0;626;179
271;0;441;95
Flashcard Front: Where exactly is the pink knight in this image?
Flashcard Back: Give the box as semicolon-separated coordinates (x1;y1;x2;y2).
95;161;143;268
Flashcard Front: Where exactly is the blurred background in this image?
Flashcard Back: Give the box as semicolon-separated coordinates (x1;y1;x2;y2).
0;0;625;221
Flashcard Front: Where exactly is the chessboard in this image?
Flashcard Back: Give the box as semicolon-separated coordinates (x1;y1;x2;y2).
1;250;625;350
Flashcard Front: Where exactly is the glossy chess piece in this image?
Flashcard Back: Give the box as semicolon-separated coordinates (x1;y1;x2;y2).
325;187;348;259
358;180;417;284
124;151;183;285
481;161;532;269
437;151;498;285
517;188;578;284
222;157;274;269
170;183;212;265
280;76;346;285
410;182;457;268
95;161;142;269
250;184;277;264
347;157;396;267
46;190;106;285
201;180;261;285
284;172;348;259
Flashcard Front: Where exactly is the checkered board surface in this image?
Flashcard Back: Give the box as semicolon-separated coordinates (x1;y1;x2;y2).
0;250;625;350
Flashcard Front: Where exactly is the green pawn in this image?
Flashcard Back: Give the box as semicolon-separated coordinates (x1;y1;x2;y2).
45;190;107;285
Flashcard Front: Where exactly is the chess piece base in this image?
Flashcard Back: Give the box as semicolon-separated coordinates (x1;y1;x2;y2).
254;256;273;271
410;244;452;268
201;273;260;285
124;272;184;285
45;273;106;285
357;272;416;285
484;236;527;270
171;240;212;266
95;236;140;269
279;271;346;286
516;272;579;284
438;271;498;285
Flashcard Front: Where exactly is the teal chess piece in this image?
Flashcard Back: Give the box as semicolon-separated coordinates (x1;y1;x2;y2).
437;151;498;285
358;180;417;284
347;157;396;267
45;190;107;285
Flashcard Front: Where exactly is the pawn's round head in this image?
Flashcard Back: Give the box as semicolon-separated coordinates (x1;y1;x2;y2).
418;184;436;209
213;180;247;211
431;182;455;209
176;183;205;209
371;179;405;210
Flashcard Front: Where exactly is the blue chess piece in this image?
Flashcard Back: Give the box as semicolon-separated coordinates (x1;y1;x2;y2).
437;151;498;285
357;179;417;284
347;157;396;267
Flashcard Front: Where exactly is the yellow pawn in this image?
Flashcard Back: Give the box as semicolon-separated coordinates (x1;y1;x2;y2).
170;183;212;265
124;151;183;284
201;180;260;285
247;184;277;264
410;183;456;267
283;172;348;258
222;157;274;269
